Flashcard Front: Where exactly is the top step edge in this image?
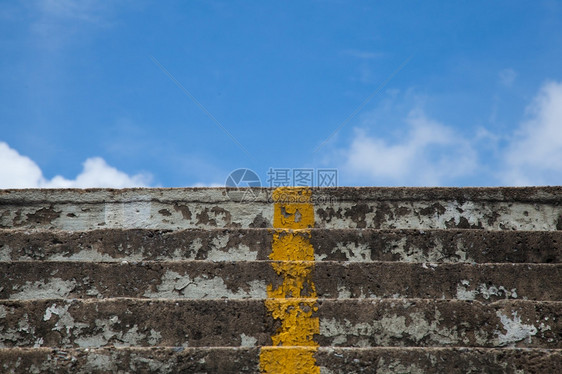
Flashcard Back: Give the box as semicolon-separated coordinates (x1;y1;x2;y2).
1;187;561;204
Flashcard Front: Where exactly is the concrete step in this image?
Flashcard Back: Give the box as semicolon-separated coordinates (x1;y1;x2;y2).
1;347;561;373
1;228;560;263
1;299;559;349
1;187;561;231
2;186;561;372
1;262;560;302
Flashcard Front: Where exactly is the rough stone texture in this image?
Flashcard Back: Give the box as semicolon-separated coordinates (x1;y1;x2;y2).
311;263;561;302
311;229;562;263
0;262;271;300
1;299;559;349
0;228;271;262
1;187;561;230
1;228;560;263
0;299;271;348
1;262;560;302
1;187;561;373
0;347;261;373
318;300;560;349
1;347;561;373
315;347;562;374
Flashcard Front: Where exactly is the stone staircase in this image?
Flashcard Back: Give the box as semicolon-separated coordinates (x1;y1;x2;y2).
0;187;560;373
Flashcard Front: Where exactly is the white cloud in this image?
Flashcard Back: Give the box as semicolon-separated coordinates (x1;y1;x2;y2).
502;81;562;185
0;142;151;188
337;80;562;187
0;142;44;188
341;111;477;186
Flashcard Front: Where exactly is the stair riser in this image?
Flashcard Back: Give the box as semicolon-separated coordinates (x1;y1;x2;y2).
1;300;559;349
2;188;561;231
2;229;560;263
1;262;560;302
1;347;561;374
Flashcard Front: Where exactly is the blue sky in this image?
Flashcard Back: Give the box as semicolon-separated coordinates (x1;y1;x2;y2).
1;1;562;188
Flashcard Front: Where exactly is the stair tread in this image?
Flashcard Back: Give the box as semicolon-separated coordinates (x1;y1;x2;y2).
1;261;560;302
1;299;560;349
2;187;561;231
1;347;561;374
2;228;560;263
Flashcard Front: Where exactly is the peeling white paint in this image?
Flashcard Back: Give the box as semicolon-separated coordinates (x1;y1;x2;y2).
0;245;11;261
210;234;229;249
33;337;43;348
336;284;352;299
538;322;552;332
240;333;257;347
114;325;144;347
456;282;478;301
0;312;35;348
321;310;459;346
456;281;518;301
386;236;449;263
454;242;471;262
2;188;560;230
148;329;162;345
315;253;328;261
331;242;371;262
143;270;266;299
50;249;139;262
495;311;538;346
74;319;162;348
43;303;88;336
10;278;77;300
189;238;203;252
43;304;58;321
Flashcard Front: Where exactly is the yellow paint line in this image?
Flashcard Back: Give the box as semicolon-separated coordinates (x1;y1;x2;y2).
260;187;320;373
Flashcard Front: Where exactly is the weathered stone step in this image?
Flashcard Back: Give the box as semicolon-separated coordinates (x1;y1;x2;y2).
1;347;561;374
1;262;560;302
1;228;560;263
1;299;559;349
1;187;561;231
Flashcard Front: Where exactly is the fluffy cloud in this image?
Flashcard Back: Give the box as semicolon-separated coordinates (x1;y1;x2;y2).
0;142;151;188
502;81;562;185
341;111;477;186
339;81;562;186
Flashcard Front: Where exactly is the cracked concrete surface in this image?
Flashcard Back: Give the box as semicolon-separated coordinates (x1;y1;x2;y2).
0;187;561;373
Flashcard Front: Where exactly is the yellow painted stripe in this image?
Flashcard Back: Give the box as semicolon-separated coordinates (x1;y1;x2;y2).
259;187;320;373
